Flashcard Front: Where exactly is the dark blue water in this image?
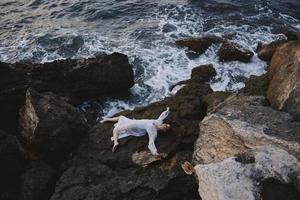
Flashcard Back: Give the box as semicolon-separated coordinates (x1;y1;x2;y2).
1;0;299;116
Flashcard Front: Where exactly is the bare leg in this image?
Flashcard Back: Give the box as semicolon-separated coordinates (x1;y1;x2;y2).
112;128;119;152
100;116;120;123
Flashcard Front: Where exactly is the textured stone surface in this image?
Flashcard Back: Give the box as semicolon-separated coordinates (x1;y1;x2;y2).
217;41;254;62
193;94;300;165
176;35;224;54
19;88;88;163
194;146;300;200
49;79;213;200
0;52;134;132
267;41;300;121
257;39;286;62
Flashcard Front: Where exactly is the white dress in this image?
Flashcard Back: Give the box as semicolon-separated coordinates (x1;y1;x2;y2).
112;107;170;155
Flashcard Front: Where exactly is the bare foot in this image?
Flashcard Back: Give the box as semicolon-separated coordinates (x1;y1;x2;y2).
154;154;162;160
112;143;119;152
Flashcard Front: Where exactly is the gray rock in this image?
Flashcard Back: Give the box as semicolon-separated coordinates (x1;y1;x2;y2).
193;94;300;165
194;146;300;200
176;35;224;54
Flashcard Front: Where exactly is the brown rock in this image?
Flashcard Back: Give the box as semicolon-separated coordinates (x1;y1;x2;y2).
176;35;224;54
191;64;217;82
267;41;300;121
217;41;254;62
257;39;287;62
193;94;300;165
202;91;232;114
0;53;134;132
19;88;88;163
241;74;269;97
169;64;217;91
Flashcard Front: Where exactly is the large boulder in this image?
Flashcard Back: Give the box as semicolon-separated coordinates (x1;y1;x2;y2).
191;94;300;200
194;146;300;200
0;52;134;132
241;74;269;97
49;76;213;200
257;39;287;62
20;159;56;200
193;94;300;164
176;35;224;54
191;64;217;83
217;41;254;62
169;64;216;91
267;41;300;121
19;88;88;163
0;130;27;187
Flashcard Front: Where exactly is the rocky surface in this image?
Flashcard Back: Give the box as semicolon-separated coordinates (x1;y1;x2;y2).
170;64;216;91
48;70;214;200
187;38;300;200
191;93;300;200
193;94;300;164
0;130;27;200
267;41;300;121
20;159;56;200
0;52;134;132
241;74;269;97
1;34;300;200
19;88;88;164
217;41;254;62
176;35;224;54
194;146;300;200
256;39;287;62
0;130;27;186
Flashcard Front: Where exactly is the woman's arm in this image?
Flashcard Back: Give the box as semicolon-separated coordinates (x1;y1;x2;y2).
100;116;120;123
157;107;170;122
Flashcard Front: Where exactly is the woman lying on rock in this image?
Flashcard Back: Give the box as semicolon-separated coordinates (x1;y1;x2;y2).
100;107;171;159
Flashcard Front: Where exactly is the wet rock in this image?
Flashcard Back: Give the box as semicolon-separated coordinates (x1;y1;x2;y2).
0;53;134;132
19;88;88;163
257;39;287;62
0;130;27;187
176;35;224;54
217;41;254;62
283;29;300;41
49;77;212;200
241;74;269;97
267;41;300;121
170;64;216;91
79;101;103;127
20;159;56;200
191;64;217;83
194;146;300;200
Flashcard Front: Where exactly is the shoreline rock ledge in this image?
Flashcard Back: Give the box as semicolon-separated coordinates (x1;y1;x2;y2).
0;52;134;132
191;40;300;200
